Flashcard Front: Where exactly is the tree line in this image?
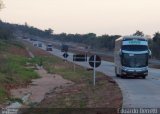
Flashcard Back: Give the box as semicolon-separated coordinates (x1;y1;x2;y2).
0;21;14;40
150;32;160;59
0;21;54;40
133;30;160;59
54;31;160;60
53;33;120;50
0;20;160;59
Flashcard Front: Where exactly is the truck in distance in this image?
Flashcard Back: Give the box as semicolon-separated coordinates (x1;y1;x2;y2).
38;43;42;47
61;44;68;52
33;41;38;47
114;36;151;79
46;44;53;51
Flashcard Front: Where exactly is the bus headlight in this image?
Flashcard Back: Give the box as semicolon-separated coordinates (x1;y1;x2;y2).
143;71;148;75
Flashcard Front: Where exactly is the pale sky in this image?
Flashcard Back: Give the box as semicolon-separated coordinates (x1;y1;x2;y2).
0;0;160;35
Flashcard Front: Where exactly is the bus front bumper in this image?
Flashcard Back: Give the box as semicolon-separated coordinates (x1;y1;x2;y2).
121;69;148;76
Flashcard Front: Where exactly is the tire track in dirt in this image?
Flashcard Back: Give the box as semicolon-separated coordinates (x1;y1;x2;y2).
11;67;73;104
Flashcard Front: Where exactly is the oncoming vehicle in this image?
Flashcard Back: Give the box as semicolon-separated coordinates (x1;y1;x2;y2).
61;44;68;52
33;41;38;47
114;36;151;79
33;43;38;47
38;43;42;47
46;44;53;51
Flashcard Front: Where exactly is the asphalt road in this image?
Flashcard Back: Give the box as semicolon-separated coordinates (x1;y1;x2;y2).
32;40;160;108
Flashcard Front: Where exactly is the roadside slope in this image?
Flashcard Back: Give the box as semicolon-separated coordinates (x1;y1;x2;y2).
0;40;39;106
21;41;122;114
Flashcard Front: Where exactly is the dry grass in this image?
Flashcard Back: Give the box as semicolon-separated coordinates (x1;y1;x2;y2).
22;41;122;114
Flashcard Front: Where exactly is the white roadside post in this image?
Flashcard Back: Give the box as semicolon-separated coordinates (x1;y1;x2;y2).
89;55;101;86
93;55;96;86
73;56;76;72
74;63;76;72
65;55;67;62
63;52;69;63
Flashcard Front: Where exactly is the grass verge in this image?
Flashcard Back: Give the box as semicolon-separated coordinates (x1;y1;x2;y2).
29;55;122;109
0;41;39;104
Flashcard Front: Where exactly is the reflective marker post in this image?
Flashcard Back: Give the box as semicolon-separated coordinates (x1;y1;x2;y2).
63;52;69;62
73;54;88;72
74;63;76;72
93;55;96;86
88;55;101;86
73;56;76;72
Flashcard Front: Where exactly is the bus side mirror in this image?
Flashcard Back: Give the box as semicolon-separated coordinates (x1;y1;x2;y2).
148;49;152;59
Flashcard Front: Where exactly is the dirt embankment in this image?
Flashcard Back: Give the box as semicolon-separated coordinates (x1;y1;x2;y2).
11;67;73;104
8;45;30;57
9;41;122;114
0;42;32;105
40;76;122;108
10;42;74;105
26;42;122;107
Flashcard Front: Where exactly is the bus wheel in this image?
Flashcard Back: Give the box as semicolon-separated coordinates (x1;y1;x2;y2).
121;75;126;79
142;75;146;79
115;68;120;77
116;73;120;77
115;72;120;77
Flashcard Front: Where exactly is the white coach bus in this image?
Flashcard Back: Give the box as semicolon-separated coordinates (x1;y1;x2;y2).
114;36;151;79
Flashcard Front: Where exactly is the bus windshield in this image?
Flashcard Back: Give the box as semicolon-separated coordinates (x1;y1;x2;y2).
122;53;148;68
122;45;148;51
47;45;52;47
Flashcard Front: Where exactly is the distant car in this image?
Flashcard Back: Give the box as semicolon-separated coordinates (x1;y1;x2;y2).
30;38;37;41
61;45;68;52
38;43;42;47
46;44;53;51
33;43;38;47
22;36;28;39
